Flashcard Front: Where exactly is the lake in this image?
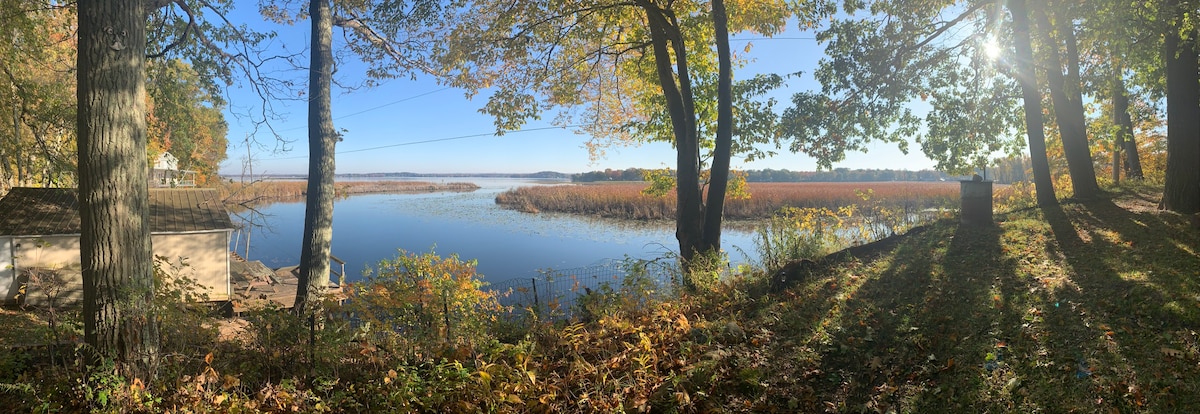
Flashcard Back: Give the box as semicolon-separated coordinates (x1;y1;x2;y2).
230;178;760;285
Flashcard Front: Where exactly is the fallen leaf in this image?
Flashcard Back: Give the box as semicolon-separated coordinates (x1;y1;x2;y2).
1161;347;1185;358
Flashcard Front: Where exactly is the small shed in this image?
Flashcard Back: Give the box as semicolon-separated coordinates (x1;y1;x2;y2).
0;187;234;307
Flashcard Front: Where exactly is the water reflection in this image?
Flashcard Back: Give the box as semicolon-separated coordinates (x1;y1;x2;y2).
230;178;758;285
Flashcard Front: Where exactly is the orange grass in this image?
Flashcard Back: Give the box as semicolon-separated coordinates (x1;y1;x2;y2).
219;180;479;204
496;181;963;220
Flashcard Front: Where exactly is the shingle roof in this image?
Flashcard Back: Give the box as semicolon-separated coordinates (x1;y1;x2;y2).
0;187;234;236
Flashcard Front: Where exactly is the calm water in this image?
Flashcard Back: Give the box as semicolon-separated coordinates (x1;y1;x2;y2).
230;178;759;284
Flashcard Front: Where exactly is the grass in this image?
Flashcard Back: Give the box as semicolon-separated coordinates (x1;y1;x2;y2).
496;181;963;220
1;183;1196;412
690;184;1200;411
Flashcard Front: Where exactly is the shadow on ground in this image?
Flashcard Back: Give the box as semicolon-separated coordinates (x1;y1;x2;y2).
749;192;1199;412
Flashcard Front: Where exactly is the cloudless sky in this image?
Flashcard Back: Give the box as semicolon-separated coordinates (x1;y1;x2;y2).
217;8;938;176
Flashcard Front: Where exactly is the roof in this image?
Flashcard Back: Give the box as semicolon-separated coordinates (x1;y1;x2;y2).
0;187;234;236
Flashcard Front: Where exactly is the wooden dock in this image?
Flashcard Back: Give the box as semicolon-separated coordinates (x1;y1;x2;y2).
229;252;345;314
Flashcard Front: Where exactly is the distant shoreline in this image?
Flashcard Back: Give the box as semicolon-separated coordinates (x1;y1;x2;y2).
224;171;572;181
219;180;480;205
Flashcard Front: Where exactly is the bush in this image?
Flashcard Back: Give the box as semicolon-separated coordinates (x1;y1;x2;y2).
346;249;503;362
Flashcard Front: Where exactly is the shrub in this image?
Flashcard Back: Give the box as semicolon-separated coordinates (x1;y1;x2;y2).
755;207;847;273
346;249;503;362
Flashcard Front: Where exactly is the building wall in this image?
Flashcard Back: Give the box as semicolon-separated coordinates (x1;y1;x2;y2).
7;235;83;306
2;231;231;306
151;231;232;301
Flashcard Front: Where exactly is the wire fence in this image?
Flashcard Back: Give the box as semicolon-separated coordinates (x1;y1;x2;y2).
484;258;679;317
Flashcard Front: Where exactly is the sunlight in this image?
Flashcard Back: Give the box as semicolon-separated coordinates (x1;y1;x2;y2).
983;37;1002;60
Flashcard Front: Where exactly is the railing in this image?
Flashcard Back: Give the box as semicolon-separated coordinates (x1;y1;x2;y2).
330;255;346;287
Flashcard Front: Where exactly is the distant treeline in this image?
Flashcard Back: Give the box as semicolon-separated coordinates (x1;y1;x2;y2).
572;168;963;183
572;159;1033;184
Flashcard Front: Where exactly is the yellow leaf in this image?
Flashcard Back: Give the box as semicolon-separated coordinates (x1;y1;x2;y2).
205;352;214;365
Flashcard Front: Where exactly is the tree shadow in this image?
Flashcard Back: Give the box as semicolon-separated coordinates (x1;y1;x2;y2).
1033;200;1200;411
782;197;1200;412
795;219;1012;411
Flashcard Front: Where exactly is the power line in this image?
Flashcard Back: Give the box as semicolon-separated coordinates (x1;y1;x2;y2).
265;125;579;160
336;87;452;119
275;86;453;132
730;36;818;41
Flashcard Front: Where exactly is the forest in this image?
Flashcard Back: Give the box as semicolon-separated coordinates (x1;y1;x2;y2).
1;0;1198;412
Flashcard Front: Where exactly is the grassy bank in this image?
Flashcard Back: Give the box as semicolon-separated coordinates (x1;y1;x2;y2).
496;181;964;220
218;179;479;205
3;184;1197;412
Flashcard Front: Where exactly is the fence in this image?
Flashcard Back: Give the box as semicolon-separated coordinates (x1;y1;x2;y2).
484;258;679;317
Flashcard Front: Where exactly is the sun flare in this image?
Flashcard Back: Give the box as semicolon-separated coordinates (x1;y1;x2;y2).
983;38;1002;60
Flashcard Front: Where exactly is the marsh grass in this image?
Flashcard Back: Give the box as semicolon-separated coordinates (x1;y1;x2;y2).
496;181;961;220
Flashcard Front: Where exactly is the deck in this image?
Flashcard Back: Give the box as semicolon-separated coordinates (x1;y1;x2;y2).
229;252;345;314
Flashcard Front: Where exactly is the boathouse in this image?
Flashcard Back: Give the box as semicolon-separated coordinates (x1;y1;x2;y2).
0;187;234;306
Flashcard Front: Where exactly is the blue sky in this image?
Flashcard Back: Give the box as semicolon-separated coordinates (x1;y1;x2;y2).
216;11;938;176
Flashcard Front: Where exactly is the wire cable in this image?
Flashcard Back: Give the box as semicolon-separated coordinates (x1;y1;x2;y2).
265;125;579;160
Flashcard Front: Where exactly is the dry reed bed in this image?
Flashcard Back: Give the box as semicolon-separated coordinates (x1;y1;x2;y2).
220;180;479;204
495;181;964;220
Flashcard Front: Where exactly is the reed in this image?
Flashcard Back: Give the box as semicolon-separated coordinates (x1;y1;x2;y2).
219;180;480;205
495;181;963;220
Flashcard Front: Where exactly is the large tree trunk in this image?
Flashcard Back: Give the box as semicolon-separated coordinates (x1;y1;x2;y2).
1035;3;1100;199
701;0;733;254
1162;17;1200;213
294;0;337;314
1007;0;1057;206
644;5;703;273
76;0;159;382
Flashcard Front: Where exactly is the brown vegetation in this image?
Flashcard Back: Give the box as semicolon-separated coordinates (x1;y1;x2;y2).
218;180;479;205
496;181;963;220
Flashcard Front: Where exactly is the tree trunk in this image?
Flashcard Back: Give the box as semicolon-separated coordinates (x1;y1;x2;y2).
1007;0;1057;206
1035;3;1100;199
1162;18;1200;213
701;0;733;254
644;5;703;273
1112;74;1143;180
294;0;337;314
76;0;159;382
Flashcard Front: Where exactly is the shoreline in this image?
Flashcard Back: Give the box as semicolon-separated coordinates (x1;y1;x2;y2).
220;180;480;205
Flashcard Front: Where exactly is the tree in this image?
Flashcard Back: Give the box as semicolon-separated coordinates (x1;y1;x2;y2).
782;0;1131;205
146;59;229;184
702;0;734;254
0;2;76;191
436;0;814;273
1009;0;1057;205
76;0;159;381
73;0;282;383
293;0;336;315
256;0;457;311
1161;0;1200;213
782;2;1031;185
1033;0;1100;199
